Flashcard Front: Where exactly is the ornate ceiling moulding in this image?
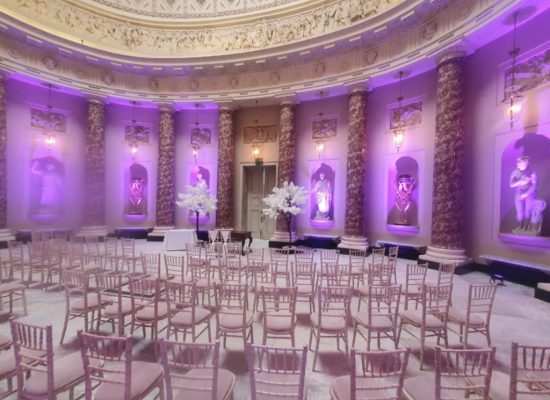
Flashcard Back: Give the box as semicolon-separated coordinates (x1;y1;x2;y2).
0;0;529;102
0;0;407;57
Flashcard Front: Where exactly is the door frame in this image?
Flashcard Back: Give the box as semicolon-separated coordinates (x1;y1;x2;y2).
240;163;278;236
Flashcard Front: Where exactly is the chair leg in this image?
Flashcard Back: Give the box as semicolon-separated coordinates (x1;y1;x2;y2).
60;311;70;344
396;319;403;347
312;330;321;371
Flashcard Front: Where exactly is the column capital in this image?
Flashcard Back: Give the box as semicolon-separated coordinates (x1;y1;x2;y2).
216;101;237;112
86;95;106;105
435;44;468;65
348;84;368;95
158;103;175;112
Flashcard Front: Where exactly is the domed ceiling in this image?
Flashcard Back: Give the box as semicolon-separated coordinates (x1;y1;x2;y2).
0;0;541;102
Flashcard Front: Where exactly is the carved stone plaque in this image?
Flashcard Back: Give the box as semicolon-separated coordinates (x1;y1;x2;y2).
191;127;212;146
312;118;337;140
30;108;66;132
389;101;422;129
244;125;277;144
125;125;151;144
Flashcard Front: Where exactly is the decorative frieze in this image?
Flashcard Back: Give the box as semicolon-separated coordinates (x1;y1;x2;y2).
30;108;67;132
124;124;150;145
389;100;422;130
244;125;277;144
312;118;337;141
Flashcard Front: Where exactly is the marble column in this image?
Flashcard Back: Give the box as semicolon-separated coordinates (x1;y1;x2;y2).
420;50;470;265
150;104;177;237
271;100;298;243
78;96;108;237
0;74;15;242
215;105;235;228
339;86;369;250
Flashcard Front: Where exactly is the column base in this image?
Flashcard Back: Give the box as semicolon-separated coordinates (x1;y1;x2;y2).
338;236;369;251
0;228;16;243
269;231;298;248
147;226;176;241
76;225;109;238
419;246;472;267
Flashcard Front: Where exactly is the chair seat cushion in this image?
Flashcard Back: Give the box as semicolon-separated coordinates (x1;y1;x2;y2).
103;298;133;317
0;334;11;349
448;307;485;327
195;278;218;289
70;293;106;312
353;312;394;330
311;313;346;331
23;352;89;396
265;311;293;332
95;361;164;400
172;307;211;326
136;302;169;321
173;367;235;400
403;376;435;400
218;310;253;330
0;281;25;293
400;310;444;329
253;371;301;399
296;284;313;295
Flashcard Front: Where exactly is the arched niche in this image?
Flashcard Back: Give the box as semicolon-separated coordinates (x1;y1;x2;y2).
499;133;550;236
188;165;211;224
124;163;148;219
29;155;64;222
310;162;335;228
387;156;419;227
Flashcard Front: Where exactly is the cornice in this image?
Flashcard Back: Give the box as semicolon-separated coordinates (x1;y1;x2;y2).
0;0;532;103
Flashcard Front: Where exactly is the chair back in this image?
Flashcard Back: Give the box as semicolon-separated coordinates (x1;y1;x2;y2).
215;283;249;310
349;249;367;269
121;238;135;258
85;236;101;257
8;240;25;265
164;255;186;281
246;343;308;400
129;277;161;316
435;346;495;400
223;258;245;283
142;253;162;277
165;280;197;309
291;262;316;291
186;243;204;260
190;259;220;286
367;285;401;324
295;250;314;263
10;319;53;399
260;286;297;320
225;243;242;260
104;237;119;257
79;332;133;400
368;261;394;286
159;339;222;400
405;263;428;289
350;348;409;400
371;247;385;266
388;245;399;258
437;263;456;285
320;249;338;265
510;342;550;400
63;269;91;305
208;229;220;243
316;285;351;322
467;284;497;324
423;284;452;322
271;248;290;263
247;248;265;264
96;272;124;305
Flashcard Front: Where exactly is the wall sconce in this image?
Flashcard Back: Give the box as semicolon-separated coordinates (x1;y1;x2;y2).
315;141;325;159
129;142;138;158
393;128;405;151
251;143;263;166
504;12;523;130
392;71;406;152
192;144;200;162
43;83;56;150
44;132;56;148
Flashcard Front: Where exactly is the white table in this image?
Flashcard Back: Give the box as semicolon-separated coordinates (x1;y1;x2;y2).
164;229;197;251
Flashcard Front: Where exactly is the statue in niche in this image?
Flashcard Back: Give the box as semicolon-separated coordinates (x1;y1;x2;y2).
126;163;147;216
189;166;211;221
509;156;539;234
128;178;145;215
30;157;63;217
395;174;416;225
310;163;335;222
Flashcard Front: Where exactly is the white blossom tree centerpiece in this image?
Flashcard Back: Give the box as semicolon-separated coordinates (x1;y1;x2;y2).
176;185;217;234
263;181;308;249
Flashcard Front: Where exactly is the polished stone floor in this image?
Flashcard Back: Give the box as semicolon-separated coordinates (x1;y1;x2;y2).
1;240;549;399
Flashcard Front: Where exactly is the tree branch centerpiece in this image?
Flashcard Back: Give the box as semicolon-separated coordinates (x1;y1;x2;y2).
176;185;217;234
263;181;308;249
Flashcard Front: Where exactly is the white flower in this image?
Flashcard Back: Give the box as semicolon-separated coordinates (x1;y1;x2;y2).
176;185;217;215
262;181;307;219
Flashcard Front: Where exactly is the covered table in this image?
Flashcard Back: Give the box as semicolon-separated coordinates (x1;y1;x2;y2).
163;229;197;251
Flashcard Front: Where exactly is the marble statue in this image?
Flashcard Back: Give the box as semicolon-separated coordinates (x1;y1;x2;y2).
509;156;538;233
31;159;62;214
395;174;415;225
128;177;145;215
195;171;208;190
313;172;332;220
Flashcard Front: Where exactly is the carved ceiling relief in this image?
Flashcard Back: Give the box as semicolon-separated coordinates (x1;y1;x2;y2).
4;0;402;54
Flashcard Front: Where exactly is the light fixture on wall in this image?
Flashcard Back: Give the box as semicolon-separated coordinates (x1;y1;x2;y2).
128;101;139;158
315;141;325;159
44;83;56;149
251;100;263;165
504;12;523;130
392;71;406;152
191;103;201;162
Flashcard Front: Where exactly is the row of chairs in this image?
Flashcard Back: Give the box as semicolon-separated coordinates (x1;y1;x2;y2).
2;318;547;400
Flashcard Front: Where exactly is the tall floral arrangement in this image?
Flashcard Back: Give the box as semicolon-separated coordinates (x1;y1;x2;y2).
263;181;308;248
176;185;217;233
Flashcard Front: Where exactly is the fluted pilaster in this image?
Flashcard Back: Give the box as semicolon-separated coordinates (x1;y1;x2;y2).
79;96;107;236
215;105;235;228
339;86;368;250
421;52;470;265
155;104;176;227
0;74;13;241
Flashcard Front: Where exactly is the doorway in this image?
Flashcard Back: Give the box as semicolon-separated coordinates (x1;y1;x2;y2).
242;165;277;239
